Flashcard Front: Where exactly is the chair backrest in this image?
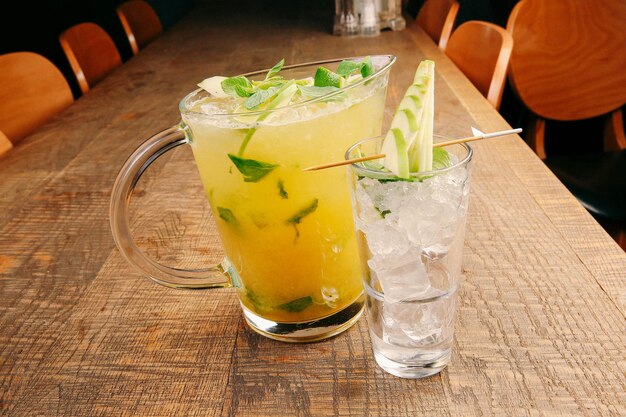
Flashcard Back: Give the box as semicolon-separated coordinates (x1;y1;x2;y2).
507;0;626;157
444;21;513;110
117;0;163;55
0;130;13;157
416;0;459;50
59;22;122;94
0;52;74;144
508;0;626;121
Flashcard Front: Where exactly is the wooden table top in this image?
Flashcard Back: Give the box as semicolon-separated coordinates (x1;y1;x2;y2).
1;2;625;416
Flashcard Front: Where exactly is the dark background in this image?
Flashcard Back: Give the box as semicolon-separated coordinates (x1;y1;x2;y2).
408;0;613;157
0;0;200;98
0;0;616;157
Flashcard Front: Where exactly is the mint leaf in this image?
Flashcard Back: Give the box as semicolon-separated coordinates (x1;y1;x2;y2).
360;56;374;77
287;199;319;224
222;76;253;97
337;60;362;78
362;159;385;170
228;154;278;182
376;177;415;183
244;86;281;109
246;289;271;313
336;56;374;79
237;83;295;156
297;85;341;100
374;207;391;218
217;207;237;223
432;148;451;170
278;180;288;199
265;58;285;79
278;296;313;312
235;84;254;97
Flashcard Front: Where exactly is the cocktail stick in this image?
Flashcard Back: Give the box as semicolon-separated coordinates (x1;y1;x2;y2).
302;128;522;171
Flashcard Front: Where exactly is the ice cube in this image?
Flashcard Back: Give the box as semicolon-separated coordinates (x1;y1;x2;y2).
399;207;440;248
368;246;431;302
363;221;410;256
321;286;339;308
382;288;455;347
423;258;452;291
354;182;382;224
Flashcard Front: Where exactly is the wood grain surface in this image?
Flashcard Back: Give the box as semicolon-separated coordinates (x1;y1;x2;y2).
1;1;625;416
508;0;626;121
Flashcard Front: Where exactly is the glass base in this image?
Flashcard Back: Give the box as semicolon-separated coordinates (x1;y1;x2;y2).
389;17;406;31
242;294;365;343
380;17;406;31
373;348;451;378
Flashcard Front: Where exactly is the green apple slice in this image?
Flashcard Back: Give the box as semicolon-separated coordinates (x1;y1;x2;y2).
381;128;409;178
407;60;434;172
198;76;229;98
381;60;435;177
398;94;421;113
391;108;418;133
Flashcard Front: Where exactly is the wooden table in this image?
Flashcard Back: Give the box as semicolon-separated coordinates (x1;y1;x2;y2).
1;1;625;416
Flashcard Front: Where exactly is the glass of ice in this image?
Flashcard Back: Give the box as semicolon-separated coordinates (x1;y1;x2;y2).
345;135;472;378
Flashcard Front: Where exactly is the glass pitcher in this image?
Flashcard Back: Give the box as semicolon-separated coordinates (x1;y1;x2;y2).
110;55;396;342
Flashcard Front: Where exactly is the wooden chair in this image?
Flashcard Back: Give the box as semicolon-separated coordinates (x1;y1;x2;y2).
59;22;122;94
505;0;524;32
507;0;626;248
0;130;13;157
444;21;513;110
0;52;74;144
117;0;163;55
416;0;459;50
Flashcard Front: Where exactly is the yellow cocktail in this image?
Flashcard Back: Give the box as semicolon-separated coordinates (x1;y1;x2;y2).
181;56;395;340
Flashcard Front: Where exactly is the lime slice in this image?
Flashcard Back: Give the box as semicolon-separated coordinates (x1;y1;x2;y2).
314;67;344;88
198;76;229;98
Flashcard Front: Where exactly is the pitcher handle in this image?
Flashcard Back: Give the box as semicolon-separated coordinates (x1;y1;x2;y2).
109;124;233;288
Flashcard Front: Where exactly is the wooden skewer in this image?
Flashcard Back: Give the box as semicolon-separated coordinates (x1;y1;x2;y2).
305;153;386;170
302;128;522;171
302;153;378;171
